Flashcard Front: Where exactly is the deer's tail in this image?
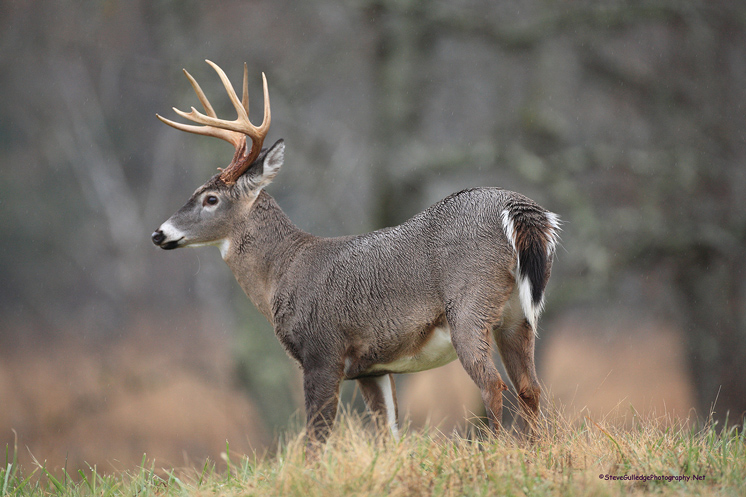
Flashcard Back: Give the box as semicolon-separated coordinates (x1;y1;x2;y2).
500;202;561;333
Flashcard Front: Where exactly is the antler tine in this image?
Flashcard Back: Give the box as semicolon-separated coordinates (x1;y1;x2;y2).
205;60;250;127
259;72;271;134
242;62;249;119
183;68;217;118
155;114;244;148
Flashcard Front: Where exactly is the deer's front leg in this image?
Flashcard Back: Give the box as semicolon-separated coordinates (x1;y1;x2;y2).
302;365;342;454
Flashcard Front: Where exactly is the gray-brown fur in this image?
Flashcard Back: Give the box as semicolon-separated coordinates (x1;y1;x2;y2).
153;139;559;449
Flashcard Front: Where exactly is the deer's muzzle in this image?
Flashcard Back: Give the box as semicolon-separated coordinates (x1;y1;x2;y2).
151;230;181;250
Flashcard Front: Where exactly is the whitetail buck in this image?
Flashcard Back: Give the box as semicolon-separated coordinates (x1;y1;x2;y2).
152;61;560;449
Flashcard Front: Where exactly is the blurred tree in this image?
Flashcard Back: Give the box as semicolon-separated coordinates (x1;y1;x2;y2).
591;4;746;423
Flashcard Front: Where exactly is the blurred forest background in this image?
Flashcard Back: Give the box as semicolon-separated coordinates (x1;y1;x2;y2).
1;0;745;472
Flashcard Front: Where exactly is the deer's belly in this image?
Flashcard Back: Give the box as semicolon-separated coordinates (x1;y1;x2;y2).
352;324;458;377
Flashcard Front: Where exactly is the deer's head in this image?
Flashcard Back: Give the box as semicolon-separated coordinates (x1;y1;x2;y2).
151;60;283;256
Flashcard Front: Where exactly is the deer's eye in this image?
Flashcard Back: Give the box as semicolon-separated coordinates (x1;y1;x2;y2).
203;195;219;207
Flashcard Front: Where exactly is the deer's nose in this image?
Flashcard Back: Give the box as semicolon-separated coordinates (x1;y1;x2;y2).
152;230;166;246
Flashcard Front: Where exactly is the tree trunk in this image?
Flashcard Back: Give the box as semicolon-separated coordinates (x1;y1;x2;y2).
367;0;433;227
676;251;746;425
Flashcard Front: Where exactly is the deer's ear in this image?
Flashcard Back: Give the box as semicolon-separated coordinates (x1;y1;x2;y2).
261;139;284;183
240;139;284;191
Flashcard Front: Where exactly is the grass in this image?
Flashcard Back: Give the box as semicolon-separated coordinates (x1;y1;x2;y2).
3;403;745;497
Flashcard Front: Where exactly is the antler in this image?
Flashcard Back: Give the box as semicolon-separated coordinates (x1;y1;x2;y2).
156;60;271;185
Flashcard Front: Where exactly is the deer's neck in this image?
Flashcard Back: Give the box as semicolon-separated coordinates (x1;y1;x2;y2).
223;190;313;323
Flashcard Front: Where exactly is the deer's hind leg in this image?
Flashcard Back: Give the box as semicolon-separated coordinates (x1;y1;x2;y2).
446;303;508;434
357;373;399;439
494;319;541;436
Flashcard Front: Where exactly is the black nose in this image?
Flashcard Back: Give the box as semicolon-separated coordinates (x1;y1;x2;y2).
152;230;166;245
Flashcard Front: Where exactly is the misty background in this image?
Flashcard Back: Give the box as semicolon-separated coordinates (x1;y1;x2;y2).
1;0;744;471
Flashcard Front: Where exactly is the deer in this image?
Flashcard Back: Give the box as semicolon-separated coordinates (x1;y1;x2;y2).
152;60;561;451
